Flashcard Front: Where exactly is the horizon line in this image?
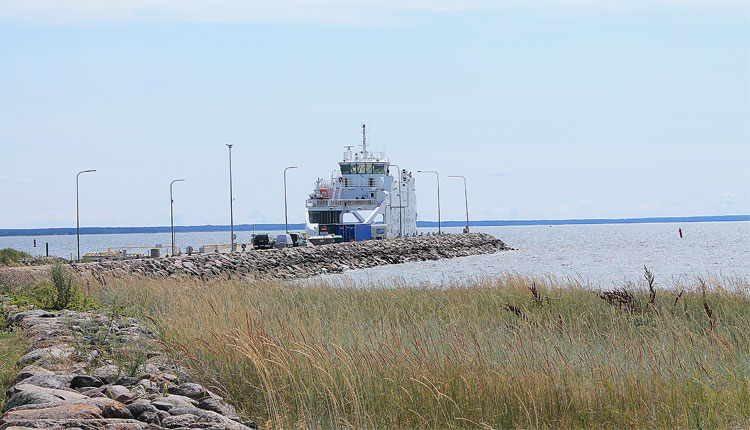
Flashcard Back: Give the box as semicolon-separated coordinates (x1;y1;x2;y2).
1;214;748;237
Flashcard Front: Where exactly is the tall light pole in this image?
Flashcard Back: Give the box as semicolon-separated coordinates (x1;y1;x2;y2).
448;175;469;233
226;144;235;251
389;164;403;237
284;166;297;233
417;170;441;234
170;179;185;256
76;169;96;262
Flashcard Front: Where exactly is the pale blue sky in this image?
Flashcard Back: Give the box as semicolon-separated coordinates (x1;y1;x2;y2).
0;1;748;228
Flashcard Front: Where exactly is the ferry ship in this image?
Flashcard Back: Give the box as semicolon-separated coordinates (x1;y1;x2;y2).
305;124;417;242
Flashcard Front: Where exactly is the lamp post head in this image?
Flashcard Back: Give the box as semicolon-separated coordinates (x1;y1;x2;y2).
226;144;233;149
77;169;96;180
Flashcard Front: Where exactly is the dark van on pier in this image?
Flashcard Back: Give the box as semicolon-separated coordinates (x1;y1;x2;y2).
252;234;274;249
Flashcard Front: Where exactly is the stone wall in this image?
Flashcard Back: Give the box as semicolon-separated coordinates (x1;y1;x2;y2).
1;304;256;430
76;233;508;281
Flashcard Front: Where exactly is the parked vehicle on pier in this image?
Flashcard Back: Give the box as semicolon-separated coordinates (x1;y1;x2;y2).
289;233;303;247
252;234;274;249
275;234;294;249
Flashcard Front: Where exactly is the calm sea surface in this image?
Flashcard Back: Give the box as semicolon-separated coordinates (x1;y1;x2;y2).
2;222;748;286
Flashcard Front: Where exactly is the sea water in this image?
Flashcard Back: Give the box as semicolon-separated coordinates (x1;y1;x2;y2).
1;221;747;286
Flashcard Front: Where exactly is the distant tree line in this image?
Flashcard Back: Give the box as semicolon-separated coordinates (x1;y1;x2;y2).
1;215;747;237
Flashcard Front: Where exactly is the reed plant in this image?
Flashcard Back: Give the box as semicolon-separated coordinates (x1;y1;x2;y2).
80;273;750;429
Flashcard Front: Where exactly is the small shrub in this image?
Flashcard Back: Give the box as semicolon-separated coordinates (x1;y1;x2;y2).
50;263;76;310
6;264;95;312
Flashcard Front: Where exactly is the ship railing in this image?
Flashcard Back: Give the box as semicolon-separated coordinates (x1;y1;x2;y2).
308;199;378;208
342;151;389;162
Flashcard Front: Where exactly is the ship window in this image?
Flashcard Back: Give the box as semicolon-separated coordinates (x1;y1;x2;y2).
356;163;367;174
368;178;375;188
373;164;385;174
310;211;341;224
366;164;373;174
340;164;351;174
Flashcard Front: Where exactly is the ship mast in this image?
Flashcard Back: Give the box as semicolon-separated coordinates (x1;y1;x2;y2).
361;123;368;159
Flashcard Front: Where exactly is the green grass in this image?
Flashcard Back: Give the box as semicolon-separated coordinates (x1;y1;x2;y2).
80;273;750;429
0;248;32;267
0;329;26;411
0;263;97;312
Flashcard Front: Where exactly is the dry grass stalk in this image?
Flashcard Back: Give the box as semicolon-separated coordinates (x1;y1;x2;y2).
645;266;657;311
527;281;546;307
503;303;523;318
700;278;714;330
599;288;640;313
673;290;685;311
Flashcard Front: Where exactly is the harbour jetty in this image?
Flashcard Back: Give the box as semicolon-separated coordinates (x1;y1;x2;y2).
75;233;508;281
0;304;257;429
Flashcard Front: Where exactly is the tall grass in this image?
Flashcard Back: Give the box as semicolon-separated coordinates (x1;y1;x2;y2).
0;329;26;411
80;273;750;429
1;264;93;311
0;248;32;267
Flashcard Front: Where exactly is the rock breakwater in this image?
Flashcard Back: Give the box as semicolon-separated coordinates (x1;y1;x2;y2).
76;233;508;280
1;304;256;429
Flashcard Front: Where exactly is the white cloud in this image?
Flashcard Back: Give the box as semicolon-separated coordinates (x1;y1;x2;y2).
718;192;739;207
0;0;744;25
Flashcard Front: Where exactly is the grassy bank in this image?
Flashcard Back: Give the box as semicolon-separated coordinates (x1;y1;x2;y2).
77;273;748;429
1;263;95;311
0;248;32;267
0;329;26;411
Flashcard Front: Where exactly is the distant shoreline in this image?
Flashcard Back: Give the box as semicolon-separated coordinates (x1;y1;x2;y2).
1;215;747;237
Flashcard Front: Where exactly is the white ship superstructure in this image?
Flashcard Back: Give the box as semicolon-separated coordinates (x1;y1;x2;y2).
305;124;417;241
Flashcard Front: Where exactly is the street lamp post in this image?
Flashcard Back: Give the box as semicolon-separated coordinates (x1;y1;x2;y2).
76;169;96;262
226;144;235;251
448;175;469;233
284;166;298;233
417;170;441;234
389;164;403;237
170;179;185;256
